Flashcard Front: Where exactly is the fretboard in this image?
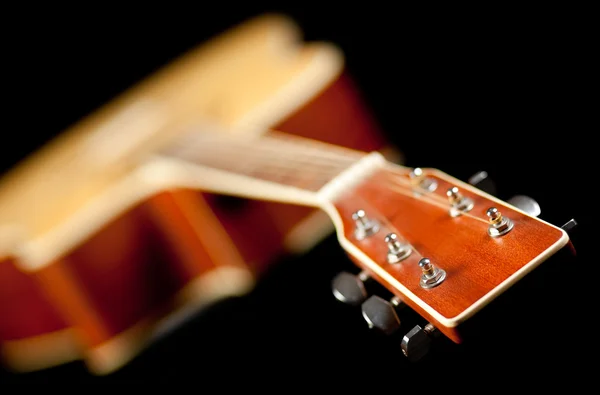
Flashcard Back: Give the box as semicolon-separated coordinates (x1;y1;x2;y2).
149;128;385;206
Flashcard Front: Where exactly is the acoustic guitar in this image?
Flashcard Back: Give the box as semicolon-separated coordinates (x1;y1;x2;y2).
149;125;578;355
0;14;397;374
0;13;578;377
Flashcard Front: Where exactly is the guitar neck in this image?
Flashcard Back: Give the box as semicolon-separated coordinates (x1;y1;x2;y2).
145;126;388;207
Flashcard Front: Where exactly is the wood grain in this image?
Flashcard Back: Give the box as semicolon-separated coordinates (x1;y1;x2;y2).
334;167;568;343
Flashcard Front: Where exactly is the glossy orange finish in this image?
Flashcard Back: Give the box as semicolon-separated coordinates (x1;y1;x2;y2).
36;193;193;346
0;258;68;341
334;168;566;343
35;189;251;349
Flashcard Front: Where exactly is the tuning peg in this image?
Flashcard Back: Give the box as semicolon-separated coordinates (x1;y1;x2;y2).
507;195;541;217
400;323;439;362
468;171;497;196
561;218;579;255
332;271;370;306
352;209;379;240
561;218;577;234
468;172;542;217
361;295;405;335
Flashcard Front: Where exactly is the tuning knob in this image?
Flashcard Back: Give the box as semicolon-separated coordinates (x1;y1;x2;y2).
400;323;438;362
331;271;370;306
468;170;497;196
361;295;405;335
507;195;541;217
561;218;578;234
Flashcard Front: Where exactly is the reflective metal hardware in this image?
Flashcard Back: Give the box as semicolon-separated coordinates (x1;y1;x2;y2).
418;258;446;289
384;233;412;263
446;187;474;217
561;218;577;233
507;195;541;217
486;207;514;237
361;295;404;335
352;209;379;240
332;270;370;306
561;219;578;254
401;323;437;362
410;167;438;192
468;170;497;196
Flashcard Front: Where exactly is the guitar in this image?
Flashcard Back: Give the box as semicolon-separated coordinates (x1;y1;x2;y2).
0;13;580;378
0;14;397;375
148;127;578;354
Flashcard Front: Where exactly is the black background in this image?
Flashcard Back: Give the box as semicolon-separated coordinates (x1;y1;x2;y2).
1;3;592;386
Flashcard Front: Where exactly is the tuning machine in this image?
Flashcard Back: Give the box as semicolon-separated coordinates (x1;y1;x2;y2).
352;210;379;240
507;195;541;217
361;295;405;335
469;170;543;217
561;218;577;234
331;270;371;306
410;167;438;193
400;323;440;362
384;233;411;263
468;170;497;196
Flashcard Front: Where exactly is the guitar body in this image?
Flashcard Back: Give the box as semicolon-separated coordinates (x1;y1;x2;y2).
0;15;393;374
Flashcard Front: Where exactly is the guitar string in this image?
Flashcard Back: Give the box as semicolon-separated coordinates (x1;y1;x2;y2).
265;130;367;160
202;140;360;166
178;130;365;164
175;131;420;181
171;135;355;170
262;138;491;225
197;142;488;225
170;127;408;173
382;167;491;224
166;136;360;192
166;131;490;224
385;176;450;205
381;173;490;224
188;147;353;175
384;166;450;203
168;137;360;182
195;147;490;226
384;184;490;225
171;123;412;172
170;148;352;173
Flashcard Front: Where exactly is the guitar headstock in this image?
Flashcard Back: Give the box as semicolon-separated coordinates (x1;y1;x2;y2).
329;163;571;349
